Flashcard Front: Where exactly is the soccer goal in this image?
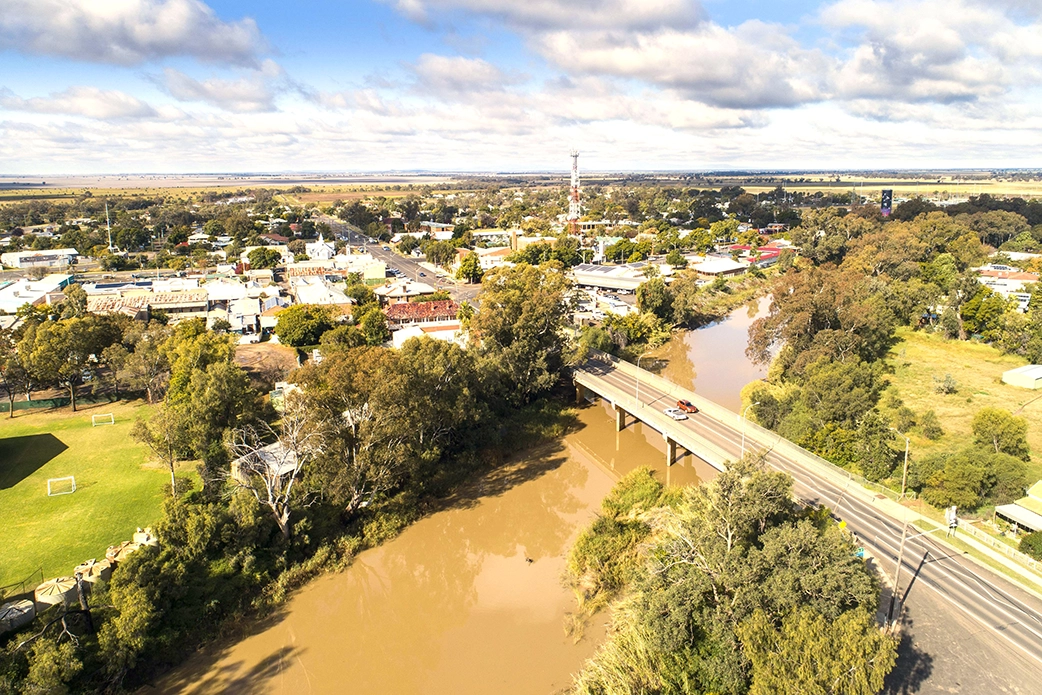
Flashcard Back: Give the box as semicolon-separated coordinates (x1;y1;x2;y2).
91;413;115;426
47;476;76;496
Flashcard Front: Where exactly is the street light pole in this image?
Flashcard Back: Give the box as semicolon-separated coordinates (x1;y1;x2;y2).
890;427;910;499
635;349;653;408
740;402;760;458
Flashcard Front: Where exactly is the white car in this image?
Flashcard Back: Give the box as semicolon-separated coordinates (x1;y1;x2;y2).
663;407;688;421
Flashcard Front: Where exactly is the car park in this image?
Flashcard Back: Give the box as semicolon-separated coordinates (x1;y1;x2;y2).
676;399;699;414
663;407;688;421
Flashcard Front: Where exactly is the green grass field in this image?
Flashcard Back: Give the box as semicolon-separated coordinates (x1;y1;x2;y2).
0;400;170;588
885;327;1042;482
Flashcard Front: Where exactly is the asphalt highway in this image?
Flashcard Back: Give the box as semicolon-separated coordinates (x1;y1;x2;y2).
583;357;1042;680
318;215;481;304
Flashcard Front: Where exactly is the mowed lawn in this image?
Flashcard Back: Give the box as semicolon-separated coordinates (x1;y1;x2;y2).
0;400;168;588
886;327;1042;482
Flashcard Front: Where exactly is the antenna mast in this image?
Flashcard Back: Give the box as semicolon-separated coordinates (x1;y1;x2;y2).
105;202;116;252
568;150;581;236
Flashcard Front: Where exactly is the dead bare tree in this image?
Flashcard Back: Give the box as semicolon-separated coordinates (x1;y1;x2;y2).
227;401;323;540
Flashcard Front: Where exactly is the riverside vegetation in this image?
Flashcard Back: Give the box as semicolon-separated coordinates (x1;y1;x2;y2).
743;197;1042;517
565;464;896;695
0;262;573;693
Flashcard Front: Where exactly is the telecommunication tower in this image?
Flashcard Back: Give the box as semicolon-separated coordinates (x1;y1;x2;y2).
568;150;581;235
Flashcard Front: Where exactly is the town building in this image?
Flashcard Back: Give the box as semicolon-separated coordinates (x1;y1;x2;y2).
374;279;437;304
384;300;459;327
1002;365;1042;390
305;235;336;261
453;246;512;272
0;274;73;314
1;248;79;269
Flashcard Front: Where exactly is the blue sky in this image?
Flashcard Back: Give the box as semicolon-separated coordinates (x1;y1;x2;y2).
1;0;1041;174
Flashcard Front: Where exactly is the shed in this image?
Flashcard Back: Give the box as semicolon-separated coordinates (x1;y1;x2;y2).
1002;365;1042;390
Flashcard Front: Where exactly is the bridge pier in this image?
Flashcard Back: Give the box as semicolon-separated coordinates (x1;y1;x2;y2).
613;403;626;432
575;381;585;404
665;435;677;467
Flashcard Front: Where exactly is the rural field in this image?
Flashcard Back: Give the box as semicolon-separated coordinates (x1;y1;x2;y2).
885;327;1042;482
0;400;172;589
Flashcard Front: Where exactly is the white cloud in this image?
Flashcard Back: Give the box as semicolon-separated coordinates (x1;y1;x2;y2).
534;21;829;109
158;61;285;112
410;54;515;94
822;0;1036;103
0;86;158;119
386;0;703;30
0;0;265;66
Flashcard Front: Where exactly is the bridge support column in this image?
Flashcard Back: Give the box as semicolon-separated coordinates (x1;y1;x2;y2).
575;381;585;404
665;436;677;467
613;403;626;432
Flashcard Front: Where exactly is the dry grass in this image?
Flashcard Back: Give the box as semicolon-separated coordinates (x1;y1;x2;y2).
884;327;1042;480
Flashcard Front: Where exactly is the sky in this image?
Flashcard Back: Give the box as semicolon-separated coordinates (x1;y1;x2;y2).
2;0;1042;174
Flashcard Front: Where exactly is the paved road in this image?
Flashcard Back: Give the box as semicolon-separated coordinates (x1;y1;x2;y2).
582;356;1042;693
317;215;481;304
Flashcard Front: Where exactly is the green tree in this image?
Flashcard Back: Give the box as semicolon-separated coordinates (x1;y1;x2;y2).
972;407;1030;460
1020;532;1042;561
24;639;84;695
471;263;571;406
920;409;945;440
456;251;484;283
636;277;673;321
665;249;687;269
739;607;896;695
247;246;282;269
274;304;336;347
358;306;390;345
132;404;190;495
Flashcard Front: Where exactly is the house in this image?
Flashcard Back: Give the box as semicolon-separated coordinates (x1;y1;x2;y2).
240;245;294;267
374;279;436;304
290;277;354;307
259;233;291;244
392;322;463;349
453;246;512;271
996;481;1042;533
384;300;460;327
419;221;455;240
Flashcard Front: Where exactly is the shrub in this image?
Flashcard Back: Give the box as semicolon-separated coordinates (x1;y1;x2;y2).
920;410;944;440
934;374;958;394
1020;532;1042;561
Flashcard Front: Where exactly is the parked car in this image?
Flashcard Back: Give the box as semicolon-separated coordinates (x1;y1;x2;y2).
663;407;688;421
238;333;261;345
676;399;699;414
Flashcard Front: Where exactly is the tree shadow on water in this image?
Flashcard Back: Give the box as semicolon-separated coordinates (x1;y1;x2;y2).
146;644;304;695
883;614;934;694
0;433;68;489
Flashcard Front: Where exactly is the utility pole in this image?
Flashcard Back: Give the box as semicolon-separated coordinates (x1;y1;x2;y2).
888;523;946;632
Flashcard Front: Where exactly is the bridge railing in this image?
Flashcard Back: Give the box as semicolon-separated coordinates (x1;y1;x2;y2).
584;349;902;500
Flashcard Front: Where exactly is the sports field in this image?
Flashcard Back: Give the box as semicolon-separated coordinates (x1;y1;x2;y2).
0;400;170;589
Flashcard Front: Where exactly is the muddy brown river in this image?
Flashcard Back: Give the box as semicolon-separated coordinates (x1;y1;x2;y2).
649;295;771;412
149;299;773;694
149;400;717;695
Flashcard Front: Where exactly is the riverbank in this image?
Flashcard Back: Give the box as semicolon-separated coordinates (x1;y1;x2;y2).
146;399;693;694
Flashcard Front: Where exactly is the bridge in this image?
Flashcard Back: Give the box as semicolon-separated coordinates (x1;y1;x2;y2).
572;350;1042;683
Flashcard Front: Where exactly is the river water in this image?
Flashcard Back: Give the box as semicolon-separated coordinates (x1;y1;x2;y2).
648;295;771;412
150;401;715;695
150;301;766;694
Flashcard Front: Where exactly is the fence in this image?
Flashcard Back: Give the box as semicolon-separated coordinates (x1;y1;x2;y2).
957;520;1042;575
0;394;120;413
0;568;43;603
